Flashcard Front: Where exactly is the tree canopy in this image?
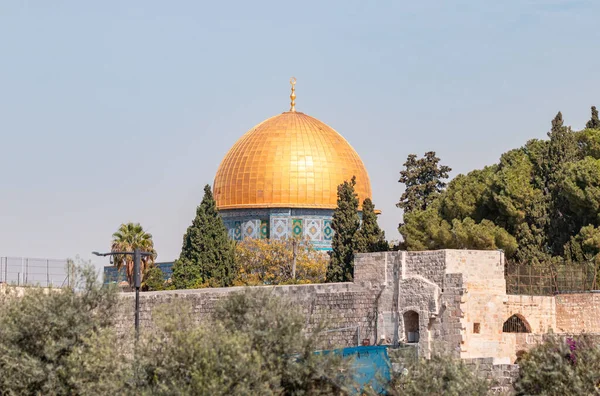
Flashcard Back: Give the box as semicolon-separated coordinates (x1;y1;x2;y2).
0;268;355;395
515;335;600;395
0;263;127;395
399;108;600;265
234;237;328;285
111;222;156;287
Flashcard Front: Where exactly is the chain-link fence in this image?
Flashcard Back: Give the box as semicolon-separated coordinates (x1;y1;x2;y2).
0;257;71;287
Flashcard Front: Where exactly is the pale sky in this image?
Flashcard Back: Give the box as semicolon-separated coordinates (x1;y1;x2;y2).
1;0;599;272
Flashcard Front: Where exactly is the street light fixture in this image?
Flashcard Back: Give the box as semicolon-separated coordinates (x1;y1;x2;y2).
92;248;152;340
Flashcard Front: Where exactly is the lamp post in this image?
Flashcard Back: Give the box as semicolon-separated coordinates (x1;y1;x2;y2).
92;248;152;340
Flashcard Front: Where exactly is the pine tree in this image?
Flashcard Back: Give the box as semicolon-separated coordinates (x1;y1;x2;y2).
397;152;451;214
172;185;236;289
586;106;600;129
326;177;360;282
355;198;388;253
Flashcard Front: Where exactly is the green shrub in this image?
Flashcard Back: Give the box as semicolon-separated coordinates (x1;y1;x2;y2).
135;289;354;395
388;353;490;396
0;264;128;395
515;335;600;395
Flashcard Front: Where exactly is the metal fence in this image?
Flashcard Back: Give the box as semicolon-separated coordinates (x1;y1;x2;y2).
0;257;71;287
505;261;598;295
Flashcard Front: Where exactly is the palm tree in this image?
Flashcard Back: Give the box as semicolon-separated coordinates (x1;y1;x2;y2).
111;222;157;287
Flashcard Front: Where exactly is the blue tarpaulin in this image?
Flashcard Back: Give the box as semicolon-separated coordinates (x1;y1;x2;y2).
320;345;392;394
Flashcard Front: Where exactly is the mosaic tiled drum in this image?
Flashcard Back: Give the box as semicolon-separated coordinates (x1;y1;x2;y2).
213;81;373;250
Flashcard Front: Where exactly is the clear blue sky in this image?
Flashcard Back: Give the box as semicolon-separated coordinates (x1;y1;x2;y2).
1;0;599;271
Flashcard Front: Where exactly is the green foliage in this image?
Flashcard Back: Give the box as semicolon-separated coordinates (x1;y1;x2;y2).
450;218;518;255
397;151;451;214
355;198;389;253
0;262;128;395
493;149;543;228
545;112;580;182
389;354;489;396
559;157;600;226
327;176;361;282
440;166;496;221
111;222;157;287
135;289;354;395
515;335;600;395
400;205;452;251
213;290;354;394
134;305;269;395
172;184;236;289
545;112;583;254
0;270;356;395
399;109;600;264
564;224;600;264
63;329;133;396
400;204;517;255
586;106;600;129
577;128;600;159
142;265;166;291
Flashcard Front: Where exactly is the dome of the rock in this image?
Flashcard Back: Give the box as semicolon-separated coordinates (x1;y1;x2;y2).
213;79;373;250
213;111;371;210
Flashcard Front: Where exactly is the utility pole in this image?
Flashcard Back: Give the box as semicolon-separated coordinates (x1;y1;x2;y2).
133;248;141;340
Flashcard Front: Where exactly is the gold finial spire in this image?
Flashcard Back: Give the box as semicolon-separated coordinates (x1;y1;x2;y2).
289;77;297;112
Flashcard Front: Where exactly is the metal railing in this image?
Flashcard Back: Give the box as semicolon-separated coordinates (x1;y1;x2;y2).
0;257;71;287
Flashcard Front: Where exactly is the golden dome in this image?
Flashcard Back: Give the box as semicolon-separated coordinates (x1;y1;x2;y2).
214;111;372;210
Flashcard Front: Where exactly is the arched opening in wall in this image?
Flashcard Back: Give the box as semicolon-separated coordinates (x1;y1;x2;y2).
502;314;531;333
403;310;420;343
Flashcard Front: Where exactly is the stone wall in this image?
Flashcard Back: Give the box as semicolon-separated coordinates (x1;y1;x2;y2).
116;282;378;349
115;250;476;358
114;250;600;368
353;250;466;358
116;250;517;364
463;358;519;394
555;293;600;333
504;295;556;333
0;283;54;297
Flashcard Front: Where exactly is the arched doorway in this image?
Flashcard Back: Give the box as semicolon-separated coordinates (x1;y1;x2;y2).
403;310;420;343
502;314;531;333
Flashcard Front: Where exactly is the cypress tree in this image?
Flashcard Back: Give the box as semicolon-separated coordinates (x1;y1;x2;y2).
326;176;360;283
355;198;388;253
546;112;579;181
545;112;581;255
586;106;600;129
172;185;236;289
